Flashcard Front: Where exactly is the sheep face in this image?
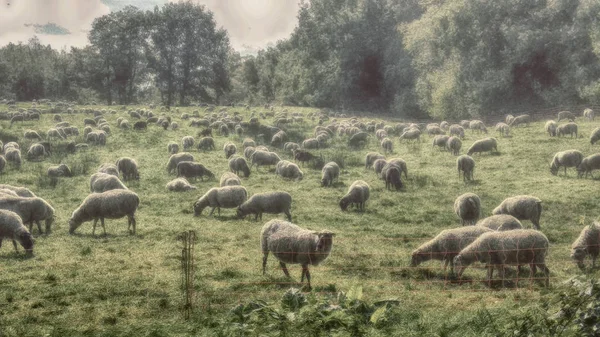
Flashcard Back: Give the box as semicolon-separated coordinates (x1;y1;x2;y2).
550;164;559;176
236;207;247;218
68;218;81;234
193;201;205;216
571;248;587;269
45;216;55;233
410;251;427;267
339;198;350;211
18;232;34;255
315;232;334;252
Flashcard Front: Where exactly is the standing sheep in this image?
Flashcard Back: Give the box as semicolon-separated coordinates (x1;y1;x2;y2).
556;122;578;138
220;172;242;187
492;195;542;230
467;138;497;156
251;150;281;171
457;155;475;181
432;135;450;150
321;162;340;187
68;190;140;236
453;193;481;225
557;110;575;122
193;185;248;216
237;191;292;221
115;157;140;181
590;127;600;145
550;150;583;176
446;136;462;155
166;177;198;192
224;142;237;159
339;180;370;211
571;222;600;270
182;136;195;151
381;138;393;153
275;160;304;181
167;153;194;174
509;114;530;127
476;215;523;231
449;125;465;139
583;108;595;121
90;172;128;193
228;157;251;177
577;153;600;178
197;137;215;151
167;141;179;154
176;161;214;181
0;184;36;198
372;158;387;175
27;143;47;161
544;120;558;137
47;164;72;178
0;210;33;255
261;220;334;290
385;166;403;191
0;195;55;234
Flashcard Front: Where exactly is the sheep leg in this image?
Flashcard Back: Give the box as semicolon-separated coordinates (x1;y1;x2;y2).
92;219;98;236
101;218;107;236
209;207;216;216
280;262;290;278
285;210;291;221
35;221;43;234
11;239;18;252
254;213;259;221
262;252;269;275
487;265;494;287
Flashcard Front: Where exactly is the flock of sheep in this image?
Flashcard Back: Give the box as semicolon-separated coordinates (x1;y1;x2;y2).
0;101;599;291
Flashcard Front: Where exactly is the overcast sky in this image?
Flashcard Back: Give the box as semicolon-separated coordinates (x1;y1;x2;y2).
0;0;301;51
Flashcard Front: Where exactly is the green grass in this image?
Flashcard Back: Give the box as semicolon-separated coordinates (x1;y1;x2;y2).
0;104;599;336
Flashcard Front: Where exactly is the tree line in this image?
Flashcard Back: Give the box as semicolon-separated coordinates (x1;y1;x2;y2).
2;0;600;119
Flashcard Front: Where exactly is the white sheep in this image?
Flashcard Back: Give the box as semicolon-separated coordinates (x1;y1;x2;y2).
467;137;497;155
372;158;387;175
193;185;247;216
0;195;55;234
197;137;215;151
27;143;47;161
476;215;523;231
446;136;462;155
182;136;195;151
590;127;600;145
167;153;194;174
47;164;72;178
571;222;600;270
509;114;530;127
261;219;334;290
365;152;385;169
0;184;36;197
68;189;140;235
0;210;33;255
492;195;542;230
340;180;370;211
557;110;575;122
583;108;595;121
454;193;481;225
237;191;292;221
556;122;578;138
90;172;128;193
381;137;393;153
577;153;600;178
219;172;242;187
544;120;558;137
168;141;180;154
449;124;465;139
550;150;583;176
251;150;281;171
321;162;340;187
228;156;251;177
116;157;140;181
432;135;450;150
166;177;198;192
224;142;237;159
456;155;475;181
275;160;304;181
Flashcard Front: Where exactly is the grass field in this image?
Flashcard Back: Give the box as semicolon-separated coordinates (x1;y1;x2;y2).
0;104;599;336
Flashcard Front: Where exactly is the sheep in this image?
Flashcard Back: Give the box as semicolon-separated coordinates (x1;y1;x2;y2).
432;135;450;150
509;114;530;127
385;166;403;191
349;132;369;147
219;172;242;187
571;222;600;270
271;130;287;147
426;124;445;136
182;136;195;151
167;141;179;154
556;122;578;138
193;185;247;216
590;127;600;145
47;128;64;140
476;215;524;231
453;193;481;225
583;108;595;121
170;122;179;130
98;163;119;177
5;148;21;167
47;164;72;178
27;143;48;161
224;142;237;159
321;162;340;187
283;142;300;153
260;219;334;290
469;120;488;134
373;158;387;175
577;153;600;178
0;195;55;234
251;150;281;171
197;137;215;151
0;210;33;255
544;120;558;137
90;172;128;193
237;192;292;221
557;110;575;122
24;130;42;141
492;195;542;230
457;155;475;181
340;180;370;211
380;158;408;180
115;157;140;181
0;185;36;198
167;153;194;174
4;142;19;152
228;156;251;177
453;230;550;287
495;123;510;137
410;226;493;276
505;115;515;125
381;137;393;153
68;189;140;236
446;136;462;155
550;150;583;176
166;177;198;192
0;156;5;174
302;138;320;149
293;149;315;167
133;121;147;130
276;160;304;181
176;161;214;181
466;137;497;156
243;138;256;148
449;125;465;139
399;128;421;142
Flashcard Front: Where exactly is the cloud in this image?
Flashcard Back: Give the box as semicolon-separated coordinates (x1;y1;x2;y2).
101;0;166;11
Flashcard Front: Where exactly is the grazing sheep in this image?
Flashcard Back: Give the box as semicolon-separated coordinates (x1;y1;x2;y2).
302;138;320;149
577;153;600;178
495;123;510;137
381;137;393;153
276;160;304;181
170;122;179;130
261;220;334;289
349;132;369;147
469;120;488;134
228;156;251;177
115;157;140;181
449;125;465;139
133;121;147;130
0;210;33;255
410;226;493;276
380;158;408;180
385;166;403;191
399;128;421;142
47;164;72;178
283;142;300;153
293;149;315;167
457;155;475;181
176;161;214;181
251;150;281;171
372;158;387;175
454;193;481;225
4;142;19;152
509;114;530;127
0;185;36;198
197;137;215;151
224;142;237;159
454;230;550;287
167;141;179;154
340;180;370;211
244;146;256;160
24;130;42;141
446;136;462;155
0;189;17;197
505;115;515;125
243;138;256;148
550;150;584;176
492;195;542;230
219;172;242;187
583;108;595;121
556;122;578;138
193;185;248;216
466;137;497;156
432;135;450;150
571;222;600;270
426;124;445;136
166;177;197;192
5;148;21;167
590;127;600;145
27;143;48;161
98;163;119;177
321;162;340;187
47;128;64;140
0;195;55;234
237;192;292;221
476;215;524;231
271;130;287;147
0;156;5;174
167;153;194;174
557;110;575;122
545;120;558;137
182;136;195;151
68;190;140;236
90;172;128;193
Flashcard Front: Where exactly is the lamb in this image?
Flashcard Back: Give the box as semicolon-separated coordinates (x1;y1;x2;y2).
590;127;600;145
557;110;575;122
90;172;128;193
228;156;251;177
260;219;334;290
509;114;530;127
449;125;465;139
47;164;72;178
0;195;55;234
0;210;33;255
466;137;497;155
237;192;292;221
115;157;140;181
550;149;583;176
339;180;370;211
410;226;493;276
68;189;140;236
166;177;198;192
583;108;595;121
251;150;281;171
167;141;179;154
193;185;248;216
432;135;450;150
276;160;304;181
457;155;475;181
182;136;195;151
571;222;600;270
545;120;558;137
492;195;542;230
385;166;403;191
476;215;523;231
372;158;387;175
453;230;550;287
98;163;119;176
197;137;215;151
167;153;194;174
577;153;600;178
5;148;21;167
454;193;481;225
556;122;578;138
27;143;47;161
0;185;36;198
321;162;340;187
224;142;237;159
176;161;214;181
446;136;462;155
219;172;242;187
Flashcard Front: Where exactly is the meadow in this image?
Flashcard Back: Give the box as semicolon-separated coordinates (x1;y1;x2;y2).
0;103;599;336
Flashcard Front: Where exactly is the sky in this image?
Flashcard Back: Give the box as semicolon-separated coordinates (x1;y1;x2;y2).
0;0;301;52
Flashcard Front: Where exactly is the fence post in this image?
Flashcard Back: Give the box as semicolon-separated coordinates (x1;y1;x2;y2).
181;230;196;320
